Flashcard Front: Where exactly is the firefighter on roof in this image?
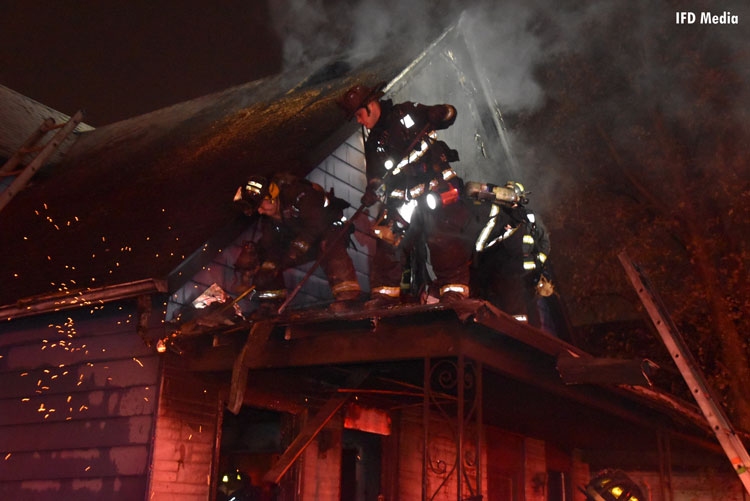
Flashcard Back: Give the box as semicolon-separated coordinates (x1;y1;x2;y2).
338;83;473;305
466;180;553;329
232;173;361;313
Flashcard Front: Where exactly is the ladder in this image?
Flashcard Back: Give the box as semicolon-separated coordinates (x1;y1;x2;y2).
619;251;750;494
0;110;84;214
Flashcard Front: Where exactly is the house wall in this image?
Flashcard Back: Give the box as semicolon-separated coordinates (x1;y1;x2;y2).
147;364;222;501
284;398;746;501
301;415;343;501
486;427;524;500
292;403;598;501
0;301;161;500
387;409;589;501
392;408;488;501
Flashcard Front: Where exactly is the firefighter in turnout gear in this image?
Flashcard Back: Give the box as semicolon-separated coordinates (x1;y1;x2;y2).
338;83;472;305
467;181;553;328
232;174;361;312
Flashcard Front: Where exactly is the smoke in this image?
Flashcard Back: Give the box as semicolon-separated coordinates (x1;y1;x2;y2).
268;0;551;113
267;0;345;71
268;0;750;200
268;0;465;71
460;2;545;113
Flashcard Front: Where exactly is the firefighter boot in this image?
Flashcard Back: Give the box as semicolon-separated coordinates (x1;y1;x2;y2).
365;290;400;309
328;289;362;313
438;284;470;304
440;291;466;304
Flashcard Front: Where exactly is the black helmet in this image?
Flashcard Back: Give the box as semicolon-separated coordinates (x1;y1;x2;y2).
337;82;386;119
233;176;279;215
585;469;645;501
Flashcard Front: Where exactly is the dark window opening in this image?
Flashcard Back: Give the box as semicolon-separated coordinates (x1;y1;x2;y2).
341;429;382;501
547;470;568;501
216;407;286;501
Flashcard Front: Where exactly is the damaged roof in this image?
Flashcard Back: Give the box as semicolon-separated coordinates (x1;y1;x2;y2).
0;47;423;308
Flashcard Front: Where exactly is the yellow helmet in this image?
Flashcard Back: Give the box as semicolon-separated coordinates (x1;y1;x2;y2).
233;176;279;213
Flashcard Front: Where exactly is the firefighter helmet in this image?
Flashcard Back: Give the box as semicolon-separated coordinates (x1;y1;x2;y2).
337;82;386;119
233;176;279;214
505;181;529;205
585;469;645;501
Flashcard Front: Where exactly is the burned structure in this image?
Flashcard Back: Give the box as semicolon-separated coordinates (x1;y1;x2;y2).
0;23;747;501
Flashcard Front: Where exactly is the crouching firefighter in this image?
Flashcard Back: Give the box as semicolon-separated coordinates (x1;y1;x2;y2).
467;181;554;329
232;174;362;313
337;83;473;306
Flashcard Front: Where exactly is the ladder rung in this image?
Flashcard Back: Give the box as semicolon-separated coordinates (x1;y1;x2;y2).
0;110;84;214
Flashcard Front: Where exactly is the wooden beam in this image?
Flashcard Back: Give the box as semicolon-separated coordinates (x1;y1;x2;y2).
471;301;587;358
556;354;658;386
457;335;680;435
228;321;275;414
241;320;460;369
263;368;370;484
0;278;168;321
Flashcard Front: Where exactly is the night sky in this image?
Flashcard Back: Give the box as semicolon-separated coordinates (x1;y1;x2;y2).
0;0;282;126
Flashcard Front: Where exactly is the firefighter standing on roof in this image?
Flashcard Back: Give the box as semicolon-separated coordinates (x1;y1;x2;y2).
232;173;361;312
338;83;474;305
466;180;552;327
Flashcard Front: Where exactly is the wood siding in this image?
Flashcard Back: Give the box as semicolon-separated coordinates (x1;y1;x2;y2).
0;301;162;500
396;408;489;501
148;364;221;501
301;415;342;501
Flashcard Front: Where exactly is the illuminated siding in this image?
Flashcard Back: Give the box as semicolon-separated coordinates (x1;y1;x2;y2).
147;365;220;501
0;302;160;500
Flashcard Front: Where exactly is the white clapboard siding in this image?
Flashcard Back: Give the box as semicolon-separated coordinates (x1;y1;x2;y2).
148;365;221;501
0;477;148;501
0;301;163;500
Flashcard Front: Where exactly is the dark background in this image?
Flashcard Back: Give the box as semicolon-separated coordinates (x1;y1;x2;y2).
0;0;282;125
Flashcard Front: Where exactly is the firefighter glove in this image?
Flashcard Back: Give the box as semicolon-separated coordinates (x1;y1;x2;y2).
536;272;554;297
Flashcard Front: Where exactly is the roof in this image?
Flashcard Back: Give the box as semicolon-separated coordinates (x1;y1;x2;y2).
0;84;94;162
0;49;419;308
1;22;516;313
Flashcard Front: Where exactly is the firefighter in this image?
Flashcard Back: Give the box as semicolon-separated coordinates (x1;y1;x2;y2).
467;181;553;329
232;173;362;313
337;83;473;305
584;469;645;501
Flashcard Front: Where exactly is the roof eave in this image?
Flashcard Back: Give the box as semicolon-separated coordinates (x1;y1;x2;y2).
0;278;168;321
